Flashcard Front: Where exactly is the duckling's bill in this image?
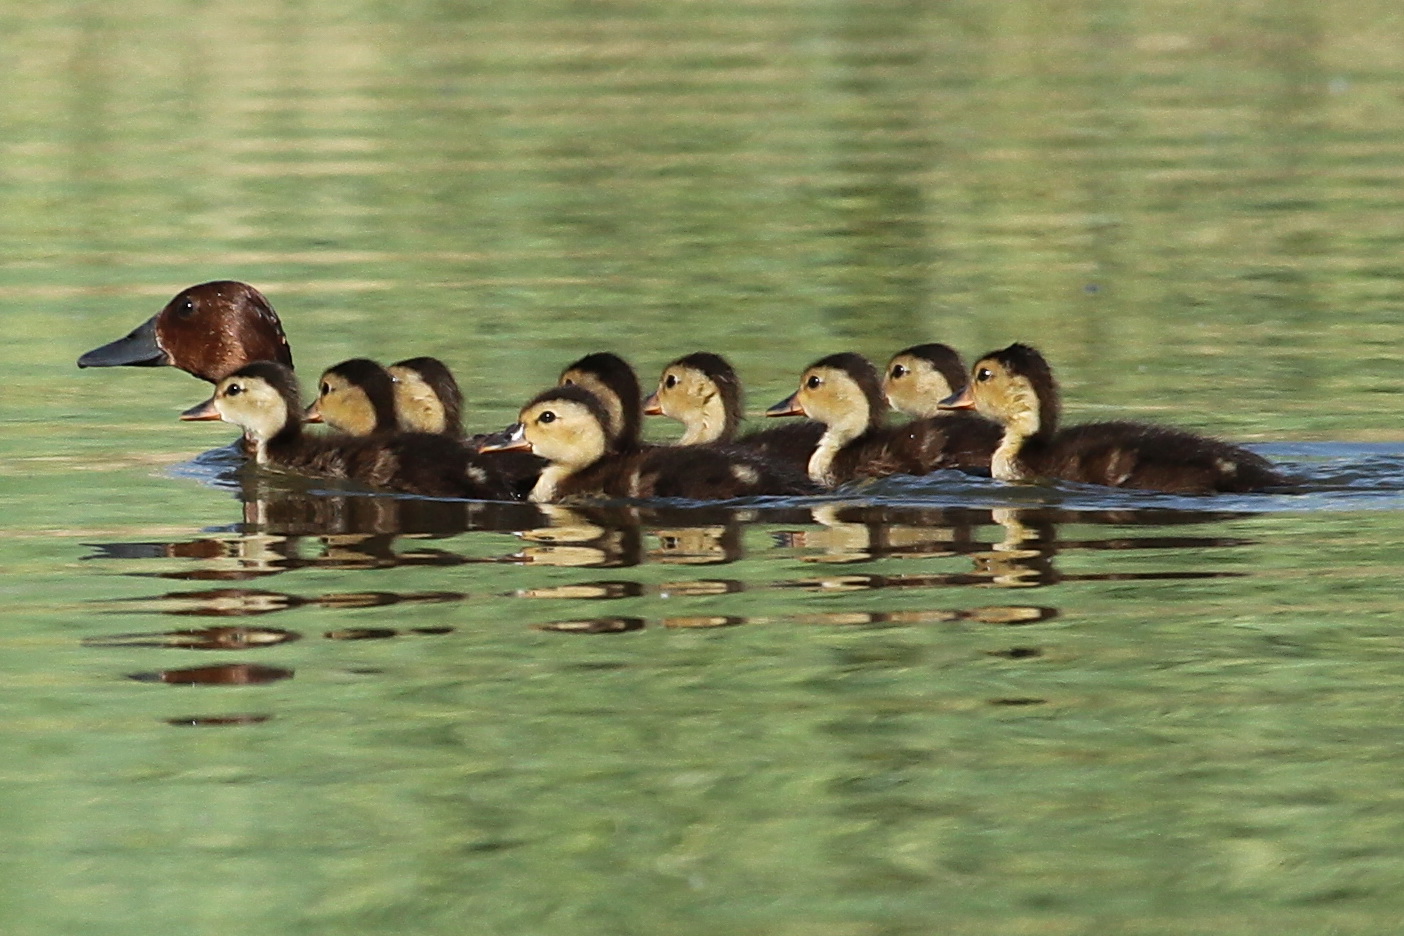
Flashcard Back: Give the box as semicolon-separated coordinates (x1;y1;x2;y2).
180;397;222;421
766;393;805;417
938;386;975;410
478;424;531;453
641;391;663;416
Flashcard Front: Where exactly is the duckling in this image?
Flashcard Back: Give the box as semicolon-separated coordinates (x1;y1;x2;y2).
388;356;464;437
938;343;1286;494
305;358;398;435
766;352;998;486
480;385;817;503
180;362;519;500
642;351;824;473
304;357;544;498
78;281;293;382
558;352;643;451
883;343;971;418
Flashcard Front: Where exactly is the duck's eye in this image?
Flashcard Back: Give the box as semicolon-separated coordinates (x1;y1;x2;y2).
976;368;993;382
805;375;822;390
664;374;678;389
539;411;556;424
890;364;907;379
320;382;331;396
225;383;244;397
176;297;195;319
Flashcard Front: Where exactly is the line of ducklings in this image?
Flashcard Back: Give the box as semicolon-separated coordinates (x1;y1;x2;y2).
178;339;1286;503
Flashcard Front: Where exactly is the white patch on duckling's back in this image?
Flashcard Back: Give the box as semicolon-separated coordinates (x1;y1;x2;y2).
467;466;489;485
730;463;759;486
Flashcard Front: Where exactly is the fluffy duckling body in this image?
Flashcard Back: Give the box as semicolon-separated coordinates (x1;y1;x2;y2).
79;281;293;382
481;385;817;503
767;352;997;486
558;352;644;451
182;362;519;500
389;357;463;437
939;343;1285;494
643;352;824;472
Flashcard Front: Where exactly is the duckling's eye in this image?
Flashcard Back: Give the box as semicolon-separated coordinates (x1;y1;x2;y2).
539;411;556;424
320;382;331;396
664;374;678;389
890;365;908;379
805;375;822;390
976;368;993;382
561;377;575;386
176;297;195;319
225;383;244;397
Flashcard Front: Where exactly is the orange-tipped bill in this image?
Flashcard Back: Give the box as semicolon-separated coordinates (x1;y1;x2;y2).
180;397;222;421
766;393;805;418
642;391;663;416
478;423;531;454
937;386;974;411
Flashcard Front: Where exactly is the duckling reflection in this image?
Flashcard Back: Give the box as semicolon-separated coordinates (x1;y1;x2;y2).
510;504;645;568
533;605;1059;635
84;625;300;649
97;586;466;618
775;503;981;563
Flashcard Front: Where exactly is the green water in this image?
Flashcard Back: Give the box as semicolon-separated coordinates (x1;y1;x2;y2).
6;1;1404;933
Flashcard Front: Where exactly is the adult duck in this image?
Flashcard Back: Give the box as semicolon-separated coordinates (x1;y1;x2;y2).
78;281;292;382
938;342;1286;494
766;352;997;486
480;385;816;503
181;362;519;500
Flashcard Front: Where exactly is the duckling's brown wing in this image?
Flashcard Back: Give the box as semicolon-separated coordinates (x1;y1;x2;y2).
737;420;825;474
828;421;976;484
639;446;816;500
1048;422;1284;494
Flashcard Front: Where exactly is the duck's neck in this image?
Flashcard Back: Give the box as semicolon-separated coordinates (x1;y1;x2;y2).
256;417;304;467
807;404;873;485
990;410;1052;482
678;391;731;445
530;464;576;503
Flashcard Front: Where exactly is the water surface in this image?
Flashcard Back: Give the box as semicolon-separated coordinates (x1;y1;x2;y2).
5;1;1404;933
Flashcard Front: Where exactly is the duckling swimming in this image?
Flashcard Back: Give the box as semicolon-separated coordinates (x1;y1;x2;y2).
480;385;816;503
642;351;824;473
882;343;972;418
305;358;398;435
558;352;643;451
767;352;998;486
181;362;519;500
388;356;463;437
78;281;293;382
938;342;1286;494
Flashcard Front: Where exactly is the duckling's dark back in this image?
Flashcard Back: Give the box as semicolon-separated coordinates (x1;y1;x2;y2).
1029;421;1284;494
